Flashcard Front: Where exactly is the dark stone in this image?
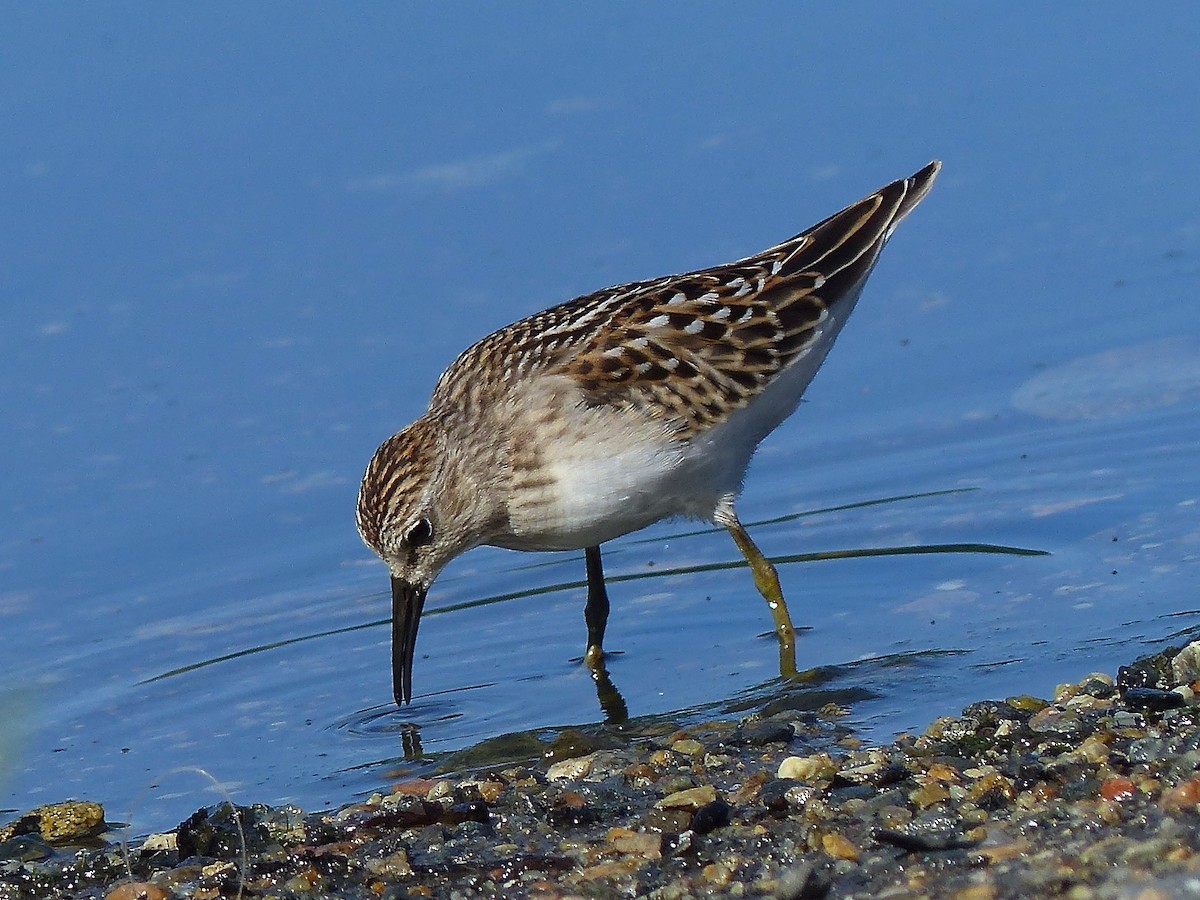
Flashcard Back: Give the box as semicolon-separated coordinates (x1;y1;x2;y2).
542;728;625;764
1122;687;1186;712
1079;678;1116;699
730;721;795;746
0;835;52;862
444;800;489;826
176;803;270;861
645;807;692;833
1118;648;1182;693
689;799;732;835
1007;758;1051;792
761;779;801;813
829;783;877;801
548;802;601;827
362;798;444;831
874;762;911;786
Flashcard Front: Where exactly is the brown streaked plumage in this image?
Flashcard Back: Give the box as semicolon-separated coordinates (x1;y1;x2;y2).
358;161;940;705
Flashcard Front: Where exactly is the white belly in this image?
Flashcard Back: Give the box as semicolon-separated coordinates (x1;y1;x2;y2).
493;299;858;551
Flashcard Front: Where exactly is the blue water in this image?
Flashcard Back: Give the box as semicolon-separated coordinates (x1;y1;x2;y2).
3;6;1199;833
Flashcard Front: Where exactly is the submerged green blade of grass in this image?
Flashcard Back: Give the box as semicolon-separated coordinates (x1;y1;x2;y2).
507;487;980;574
140;539;1048;685
635;487;981;543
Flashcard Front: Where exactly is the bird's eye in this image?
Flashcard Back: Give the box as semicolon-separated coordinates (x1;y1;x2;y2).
404;517;434;548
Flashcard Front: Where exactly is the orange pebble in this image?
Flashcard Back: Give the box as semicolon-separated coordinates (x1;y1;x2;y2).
1161;776;1200;812
1099;776;1136;802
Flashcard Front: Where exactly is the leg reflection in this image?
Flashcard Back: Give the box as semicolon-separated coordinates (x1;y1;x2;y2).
400;722;423;760
590;658;628;725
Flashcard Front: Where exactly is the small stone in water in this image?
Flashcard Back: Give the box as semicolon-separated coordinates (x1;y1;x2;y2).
731;721;795;746
546;752;596;781
671;738;703;756
1123;687;1187;712
1160;776;1200;812
645;807;692;833
606;826;662;859
1099;777;1136;802
777;753;836;782
910;782;951;809
105;884;170;900
689;799;732;835
656;785;717;810
821;832;859;861
760;779;799;812
1171;641;1200;685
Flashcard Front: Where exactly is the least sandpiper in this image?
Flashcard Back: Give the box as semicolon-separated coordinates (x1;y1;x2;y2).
358;161;940;704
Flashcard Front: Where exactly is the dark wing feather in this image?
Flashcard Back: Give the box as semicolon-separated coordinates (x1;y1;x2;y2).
431;162;939;432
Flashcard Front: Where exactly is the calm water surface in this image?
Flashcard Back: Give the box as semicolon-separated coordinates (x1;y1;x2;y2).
2;6;1199;833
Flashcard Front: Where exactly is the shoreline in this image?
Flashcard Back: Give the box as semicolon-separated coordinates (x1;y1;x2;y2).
4;642;1200;898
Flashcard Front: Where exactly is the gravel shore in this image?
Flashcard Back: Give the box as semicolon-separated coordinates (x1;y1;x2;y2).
6;642;1200;899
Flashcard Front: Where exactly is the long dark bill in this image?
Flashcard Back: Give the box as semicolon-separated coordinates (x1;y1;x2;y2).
391;576;427;705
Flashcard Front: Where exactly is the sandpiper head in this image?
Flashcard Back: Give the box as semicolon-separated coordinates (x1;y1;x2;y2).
357;417;475;705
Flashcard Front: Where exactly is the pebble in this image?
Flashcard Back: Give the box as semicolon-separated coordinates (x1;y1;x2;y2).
546;752;597;781
777;752;836;781
1171;640;1200;684
0;799;105;844
821;831;859;861
655;784;717;810
105;884;170;900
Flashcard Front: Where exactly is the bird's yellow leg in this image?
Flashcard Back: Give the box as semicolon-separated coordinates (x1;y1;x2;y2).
724;518;799;678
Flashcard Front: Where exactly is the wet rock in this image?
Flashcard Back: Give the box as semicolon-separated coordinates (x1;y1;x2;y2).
760;778;802;812
542;728;624;764
776;860;832;899
688;798;732;834
661;828;694;856
670;738;703;756
729;720;795;746
1027;705;1085;737
545;751;597;781
655;784;716;811
820;831;859;861
0;834;52;862
909;781;951;809
443;799;489;826
361;796;444;830
0;799;106;845
1123;687;1188;712
874;811;980;853
105;884;170;900
1172;641;1200;685
645;806;692;833
547;792;601;827
1159;776;1200;812
777;752;837;781
176;803;270;860
1077;673;1117;699
1118;647;1181;693
605;826;661;859
365;848;413;878
1004;694;1050;713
